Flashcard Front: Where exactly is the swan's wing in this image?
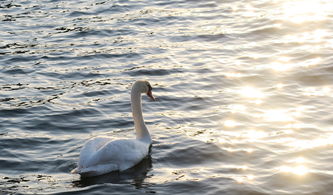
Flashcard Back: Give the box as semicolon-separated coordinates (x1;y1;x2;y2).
86;139;149;171
78;137;111;167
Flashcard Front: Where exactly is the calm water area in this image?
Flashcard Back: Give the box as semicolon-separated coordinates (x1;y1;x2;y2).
1;0;333;194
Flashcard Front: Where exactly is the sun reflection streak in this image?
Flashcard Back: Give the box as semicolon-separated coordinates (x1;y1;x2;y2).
228;86;266;104
302;86;332;97
262;109;294;122
243;130;267;140
228;104;247;113
238;86;265;99
236;174;255;184
223;72;245;78
291;157;307;164
287;134;333;150
269;57;322;72
282;30;329;45
278;156;310;176
258;105;307;123
279;165;309;176
281;0;333;23
223;119;239;127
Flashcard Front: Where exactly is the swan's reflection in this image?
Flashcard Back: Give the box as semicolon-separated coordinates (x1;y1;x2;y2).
73;155;152;188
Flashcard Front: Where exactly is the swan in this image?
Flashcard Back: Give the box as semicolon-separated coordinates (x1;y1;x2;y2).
71;80;155;177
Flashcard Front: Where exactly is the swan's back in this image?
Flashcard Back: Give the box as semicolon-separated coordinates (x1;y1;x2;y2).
75;137;150;177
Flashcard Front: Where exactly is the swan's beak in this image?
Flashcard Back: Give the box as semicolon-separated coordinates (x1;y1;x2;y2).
147;90;155;101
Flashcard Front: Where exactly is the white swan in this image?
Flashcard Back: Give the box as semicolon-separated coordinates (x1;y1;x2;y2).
72;80;155;177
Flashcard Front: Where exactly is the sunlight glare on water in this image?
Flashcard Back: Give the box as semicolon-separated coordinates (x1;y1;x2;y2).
280;0;333;23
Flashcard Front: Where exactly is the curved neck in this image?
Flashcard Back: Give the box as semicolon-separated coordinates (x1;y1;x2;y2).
131;89;151;144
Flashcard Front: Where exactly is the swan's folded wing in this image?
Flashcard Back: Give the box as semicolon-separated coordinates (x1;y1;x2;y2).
86;139;149;171
78;137;111;167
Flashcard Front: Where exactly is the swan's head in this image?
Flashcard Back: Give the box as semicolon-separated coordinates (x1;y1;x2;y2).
133;80;156;101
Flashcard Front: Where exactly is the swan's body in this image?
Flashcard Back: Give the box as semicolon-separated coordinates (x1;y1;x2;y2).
72;81;155;177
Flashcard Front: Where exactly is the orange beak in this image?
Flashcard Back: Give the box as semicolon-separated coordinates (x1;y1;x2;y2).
147;90;155;101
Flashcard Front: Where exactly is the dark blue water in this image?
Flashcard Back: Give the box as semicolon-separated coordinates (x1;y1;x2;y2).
1;0;333;194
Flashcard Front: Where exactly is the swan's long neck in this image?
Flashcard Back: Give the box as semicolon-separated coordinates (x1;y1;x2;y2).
131;88;151;144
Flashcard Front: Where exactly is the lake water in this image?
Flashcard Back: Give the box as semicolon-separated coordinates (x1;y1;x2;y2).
1;0;333;194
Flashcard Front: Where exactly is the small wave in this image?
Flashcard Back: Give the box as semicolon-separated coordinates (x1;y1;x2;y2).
127;68;181;76
170;33;228;42
156;139;228;167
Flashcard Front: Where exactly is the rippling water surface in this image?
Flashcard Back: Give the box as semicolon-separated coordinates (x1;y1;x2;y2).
1;0;333;194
